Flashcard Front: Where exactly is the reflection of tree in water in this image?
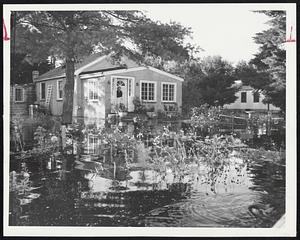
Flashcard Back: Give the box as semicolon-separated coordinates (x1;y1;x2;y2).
24;169;88;226
246;151;285;227
9;155;89;226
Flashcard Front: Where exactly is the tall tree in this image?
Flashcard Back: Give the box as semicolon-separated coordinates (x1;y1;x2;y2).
197;56;237;106
180;56;237;114
11;53;53;85
250;11;286;111
14;11;193;124
11;12;55;85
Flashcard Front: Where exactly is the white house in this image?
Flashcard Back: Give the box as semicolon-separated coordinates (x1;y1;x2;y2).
224;81;280;111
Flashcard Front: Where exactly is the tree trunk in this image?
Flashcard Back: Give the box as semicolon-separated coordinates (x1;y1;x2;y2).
62;48;75;124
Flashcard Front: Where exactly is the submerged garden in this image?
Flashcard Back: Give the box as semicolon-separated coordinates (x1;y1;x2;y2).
9;105;285;227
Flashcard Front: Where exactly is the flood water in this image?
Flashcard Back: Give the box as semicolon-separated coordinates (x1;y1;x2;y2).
9;145;285;227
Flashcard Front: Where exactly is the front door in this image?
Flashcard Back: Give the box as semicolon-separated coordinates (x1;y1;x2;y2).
116;79;128;107
111;78;128;112
111;77;135;113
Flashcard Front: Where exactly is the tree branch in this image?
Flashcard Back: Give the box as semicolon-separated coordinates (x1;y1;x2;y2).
50;13;68;31
19;20;66;31
102;11;140;24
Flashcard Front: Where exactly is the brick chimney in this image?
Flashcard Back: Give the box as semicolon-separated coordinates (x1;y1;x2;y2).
32;71;39;81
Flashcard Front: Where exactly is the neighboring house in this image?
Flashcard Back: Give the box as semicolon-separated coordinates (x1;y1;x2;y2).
10;83;36;121
224;82;280;111
34;54;183;126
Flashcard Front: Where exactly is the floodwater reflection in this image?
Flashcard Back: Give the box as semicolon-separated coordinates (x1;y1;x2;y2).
9;145;285;227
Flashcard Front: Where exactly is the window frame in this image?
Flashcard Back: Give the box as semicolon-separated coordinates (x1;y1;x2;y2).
88;78;99;102
161;82;177;103
241;91;247;103
140;80;157;102
14;86;25;103
253;91;260;103
40;82;46;100
57;79;63;101
88;135;99;155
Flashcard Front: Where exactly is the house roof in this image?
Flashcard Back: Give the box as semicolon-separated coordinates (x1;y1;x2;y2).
35;53;108;81
232;80;255;91
35;54;184;82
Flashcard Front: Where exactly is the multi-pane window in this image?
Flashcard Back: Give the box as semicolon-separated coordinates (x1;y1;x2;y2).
241;92;247;103
88;79;98;100
141;81;155;101
162;83;176;102
41;82;46;100
88;135;98;154
14;87;24;102
57;80;63;100
253;92;260;103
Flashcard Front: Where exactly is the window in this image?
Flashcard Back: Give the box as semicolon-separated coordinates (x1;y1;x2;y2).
14;87;24;102
162;83;176;102
241;92;247;103
88;79;99;101
57;80;63;100
88;135;98;154
40;82;46;100
253;92;260;103
140;81;156;102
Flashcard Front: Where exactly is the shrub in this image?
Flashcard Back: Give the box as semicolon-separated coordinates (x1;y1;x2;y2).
145;105;155;112
190;104;222;135
133;97;146;114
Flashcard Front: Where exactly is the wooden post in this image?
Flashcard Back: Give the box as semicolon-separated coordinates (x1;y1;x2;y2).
267;111;272;136
113;161;116;179
110;144;113;163
29;105;34;119
61;125;67;150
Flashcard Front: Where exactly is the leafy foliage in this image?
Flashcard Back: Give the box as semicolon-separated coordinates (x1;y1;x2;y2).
181;56;237;114
132;97;147;114
11;13;55;84
248;11;286;111
197;56;238;106
190;104;223;136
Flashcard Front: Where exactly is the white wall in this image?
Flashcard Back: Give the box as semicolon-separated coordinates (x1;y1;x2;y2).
224;88;280;111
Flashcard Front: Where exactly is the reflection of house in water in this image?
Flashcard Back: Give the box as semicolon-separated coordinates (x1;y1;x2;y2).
34;54;184;127
87;134;100;155
72;160;190;226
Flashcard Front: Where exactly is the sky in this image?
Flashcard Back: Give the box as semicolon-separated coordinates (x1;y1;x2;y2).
142;4;271;65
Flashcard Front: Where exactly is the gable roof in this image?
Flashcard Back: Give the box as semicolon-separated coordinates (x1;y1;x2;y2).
35;53;110;81
35;54;184;82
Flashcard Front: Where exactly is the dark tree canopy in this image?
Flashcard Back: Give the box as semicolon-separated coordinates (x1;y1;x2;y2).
11;53;53;85
197;56;237;106
249;11;286;111
181;56;237;114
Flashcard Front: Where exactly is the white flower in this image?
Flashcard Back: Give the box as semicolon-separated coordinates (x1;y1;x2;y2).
51;136;58;143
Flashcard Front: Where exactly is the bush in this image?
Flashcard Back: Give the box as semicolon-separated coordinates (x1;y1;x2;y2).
190;104;222;135
133;97;146;114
